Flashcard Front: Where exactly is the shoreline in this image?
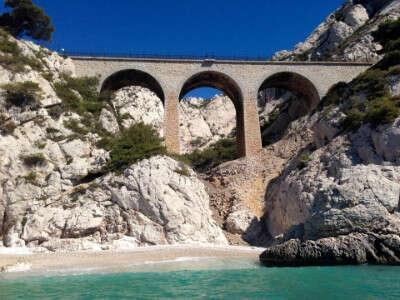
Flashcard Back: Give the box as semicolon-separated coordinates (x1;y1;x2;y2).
0;245;265;276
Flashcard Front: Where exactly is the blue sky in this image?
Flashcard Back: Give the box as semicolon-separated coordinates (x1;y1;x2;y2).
2;0;344;97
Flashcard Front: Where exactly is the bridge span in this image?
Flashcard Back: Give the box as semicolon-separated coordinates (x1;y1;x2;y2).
70;56;372;157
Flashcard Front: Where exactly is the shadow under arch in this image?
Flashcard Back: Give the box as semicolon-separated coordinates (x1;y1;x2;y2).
258;72;320;109
100;69;165;103
179;71;246;157
257;72;321;146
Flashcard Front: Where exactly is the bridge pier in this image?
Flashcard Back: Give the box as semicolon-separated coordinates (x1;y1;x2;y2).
164;91;262;158
79;56;371;159
164;92;180;154
243;94;262;157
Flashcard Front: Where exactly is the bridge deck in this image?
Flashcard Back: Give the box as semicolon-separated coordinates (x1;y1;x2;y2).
69;55;374;66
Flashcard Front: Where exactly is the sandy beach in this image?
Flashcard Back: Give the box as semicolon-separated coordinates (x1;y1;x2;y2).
0;245;265;275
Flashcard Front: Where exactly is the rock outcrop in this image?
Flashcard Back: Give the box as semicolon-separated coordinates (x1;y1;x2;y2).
8;157;227;251
3;156;227;251
0;33;228;252
272;0;400;62
260;231;400;266
179;96;236;153
259;66;400;264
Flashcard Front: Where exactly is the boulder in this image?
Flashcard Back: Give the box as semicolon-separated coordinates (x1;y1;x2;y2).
99;108;119;134
100;156;228;245
344;4;369;28
260;232;400;266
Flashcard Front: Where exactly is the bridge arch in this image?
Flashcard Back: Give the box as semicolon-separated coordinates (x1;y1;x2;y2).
257;71;320;146
178;71;246;157
100;69;165;103
179;71;244;106
257;71;320;109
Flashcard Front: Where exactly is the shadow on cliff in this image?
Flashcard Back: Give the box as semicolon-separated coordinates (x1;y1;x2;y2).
254;141;316;247
240;216;273;247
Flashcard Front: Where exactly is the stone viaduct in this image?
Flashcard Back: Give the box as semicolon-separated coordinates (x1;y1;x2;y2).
70;56;372;157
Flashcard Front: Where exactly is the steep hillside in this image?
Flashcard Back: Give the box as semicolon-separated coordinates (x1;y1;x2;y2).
273;0;400;62
260;15;400;265
0;30;229;251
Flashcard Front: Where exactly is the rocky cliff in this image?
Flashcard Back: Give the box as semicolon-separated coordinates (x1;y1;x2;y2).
261;48;400;265
273;0;400;62
1;0;400;264
0;32;228;252
0;29;288;252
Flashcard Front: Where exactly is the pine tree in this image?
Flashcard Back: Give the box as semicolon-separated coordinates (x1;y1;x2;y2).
0;0;54;42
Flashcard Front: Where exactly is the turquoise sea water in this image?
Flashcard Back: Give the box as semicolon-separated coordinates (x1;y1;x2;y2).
0;258;399;299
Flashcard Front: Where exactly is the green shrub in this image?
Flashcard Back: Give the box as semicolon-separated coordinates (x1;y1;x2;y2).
63;119;88;136
190;137;204;147
41;71;53;82
372;18;400;54
342;96;400;130
21;216;28;227
57;74;99;105
373;50;400;70
297;152;311;170
1;120;17;135
319;82;348;108
0;26;43;72
342;109;367;130
0;47;42;73
47;104;64;119
54;75;104;131
34;140;46;149
388;66;400;76
99;122;166;174
45;127;59;134
1;81;42;107
23;171;37;184
70;187;86;202
174;167;190;177
54;74;106;136
350;69;390;100
365;97;400;127
21;153;46;167
183;138;237;173
0;35;19;54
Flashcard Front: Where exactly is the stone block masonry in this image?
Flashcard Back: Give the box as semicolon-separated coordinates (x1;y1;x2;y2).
71;56;371;157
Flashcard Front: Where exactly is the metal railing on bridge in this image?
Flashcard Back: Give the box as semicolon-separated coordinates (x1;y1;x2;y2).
62;51;273;61
60;50;377;64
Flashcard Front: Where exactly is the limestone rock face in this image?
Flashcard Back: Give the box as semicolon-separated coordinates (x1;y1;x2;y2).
260;72;400;265
2;156;227;250
225;210;255;235
272;0;400;62
344;4;370;28
266;120;400;240
98;156;228;245
112;86;165;137
0;35;228;252
179;96;236;153
99;108;119;134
